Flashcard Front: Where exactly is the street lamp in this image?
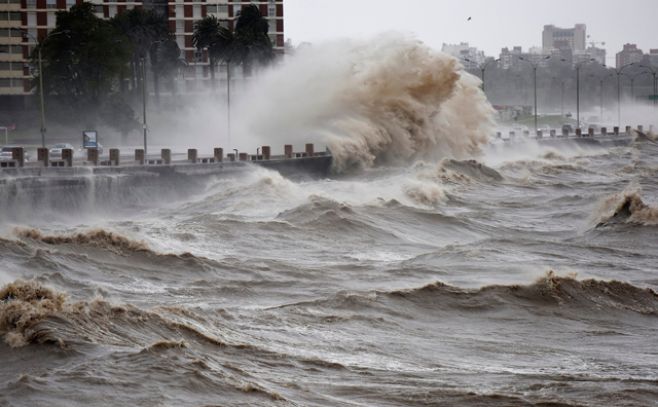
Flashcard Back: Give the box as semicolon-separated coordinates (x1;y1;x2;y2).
622;70;650;100
588;72;614;122
10;28;68;148
551;76;566;117
573;58;597;129
609;63;637;127
518;55;551;132
636;64;658;109
140;40;165;156
463;58;499;93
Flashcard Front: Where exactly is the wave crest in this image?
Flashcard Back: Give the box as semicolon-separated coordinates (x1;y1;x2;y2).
595;190;658;227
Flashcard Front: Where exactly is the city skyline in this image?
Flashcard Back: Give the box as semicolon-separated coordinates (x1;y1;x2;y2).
285;0;658;65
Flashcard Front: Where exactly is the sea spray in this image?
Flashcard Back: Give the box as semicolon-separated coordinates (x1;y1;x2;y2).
234;34;495;171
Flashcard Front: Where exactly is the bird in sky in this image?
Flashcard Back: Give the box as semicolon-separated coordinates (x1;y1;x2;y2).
467;16;471;21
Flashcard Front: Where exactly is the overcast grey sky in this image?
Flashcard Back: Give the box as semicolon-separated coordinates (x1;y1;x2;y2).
285;0;658;64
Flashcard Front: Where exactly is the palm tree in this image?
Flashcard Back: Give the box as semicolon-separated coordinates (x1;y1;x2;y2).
232;4;274;76
193;16;234;88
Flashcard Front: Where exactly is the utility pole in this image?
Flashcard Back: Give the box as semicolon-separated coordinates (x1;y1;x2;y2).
142;57;147;156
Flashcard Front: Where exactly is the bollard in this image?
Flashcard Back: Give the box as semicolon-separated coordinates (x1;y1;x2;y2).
625;125;631;135
523;130;530;137
161;148;171;164
11;147;24;167
109;148;120;166
575;128;582;137
37;147;49;167
496;132;501;139
62;148;73;167
239;152;248;161
562;129;569;137
87;147;99;165
187;149;198;163
588;128;594;137
509;131;515;138
284;144;293;159
638;125;644;132
305;143;314;157
600;127;607;136
549;129;556;137
613;126;619;135
536;130;543;138
261;146;271;160
214;147;223;162
227;153;235;161
135;149;145;165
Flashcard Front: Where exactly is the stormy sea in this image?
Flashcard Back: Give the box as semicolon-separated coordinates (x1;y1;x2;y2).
1;38;658;406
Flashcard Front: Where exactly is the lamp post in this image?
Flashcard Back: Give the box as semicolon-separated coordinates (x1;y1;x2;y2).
622;70;651;100
572;58;597;130
140;40;164;156
636;64;657;109
518;55;550;132
611;63;637;127
10;28;68;148
463;58;499;93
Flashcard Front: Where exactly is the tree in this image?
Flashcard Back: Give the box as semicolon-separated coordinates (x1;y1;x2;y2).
38;2;131;108
232;4;274;76
110;7;179;99
192;16;234;88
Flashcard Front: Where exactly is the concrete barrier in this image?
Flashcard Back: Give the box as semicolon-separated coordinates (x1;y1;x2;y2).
227;153;235;161
11;147;24;167
187;149;198;163
575;128;582;137
135;149;145;165
109;148;120;166
87;148;99;165
239;152;248;161
161;149;171;164
62;148;73;167
496;132;501;139
588;128;594;137
37;148;48;167
536;130;543;138
625;126;631;135
305;143;314;157
562;129;569;137
262;146;271;160
523;130;530;137
284;144;293;159
214;148;223;162
613;126;619;135
638;125;644;132
600;127;607;136
549;129;556;137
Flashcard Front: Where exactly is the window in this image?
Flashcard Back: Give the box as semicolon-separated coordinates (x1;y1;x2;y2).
193;5;201;18
10;11;21;20
175;5;183;17
176;19;183;32
0;79;11;87
27;12;36;25
0;45;9;53
10;45;22;54
206;5;217;14
268;4;275;16
0;62;10;70
46;0;56;8
65;0;75;6
47;12;55;26
218;4;227;13
26;0;36;7
219;19;228;29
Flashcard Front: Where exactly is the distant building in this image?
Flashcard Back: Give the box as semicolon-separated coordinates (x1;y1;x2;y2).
580;46;606;65
441;42;485;69
542;24;586;53
616;43;644;68
499;46;550;70
648;49;658;68
0;0;284;98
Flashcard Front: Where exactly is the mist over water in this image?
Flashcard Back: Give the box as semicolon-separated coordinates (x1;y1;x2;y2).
1;36;658;406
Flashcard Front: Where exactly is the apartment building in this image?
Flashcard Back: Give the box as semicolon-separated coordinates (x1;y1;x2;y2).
0;0;283;99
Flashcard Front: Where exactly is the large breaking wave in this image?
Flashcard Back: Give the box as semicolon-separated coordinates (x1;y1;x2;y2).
238;35;495;171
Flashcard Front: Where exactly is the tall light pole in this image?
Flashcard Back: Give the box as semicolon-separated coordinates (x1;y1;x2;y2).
463;58;499;93
622;70;650;100
518;55;550;132
10;28;67;148
572;58;597;129
612;63;637;127
140;40;164;156
636;64;657;109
